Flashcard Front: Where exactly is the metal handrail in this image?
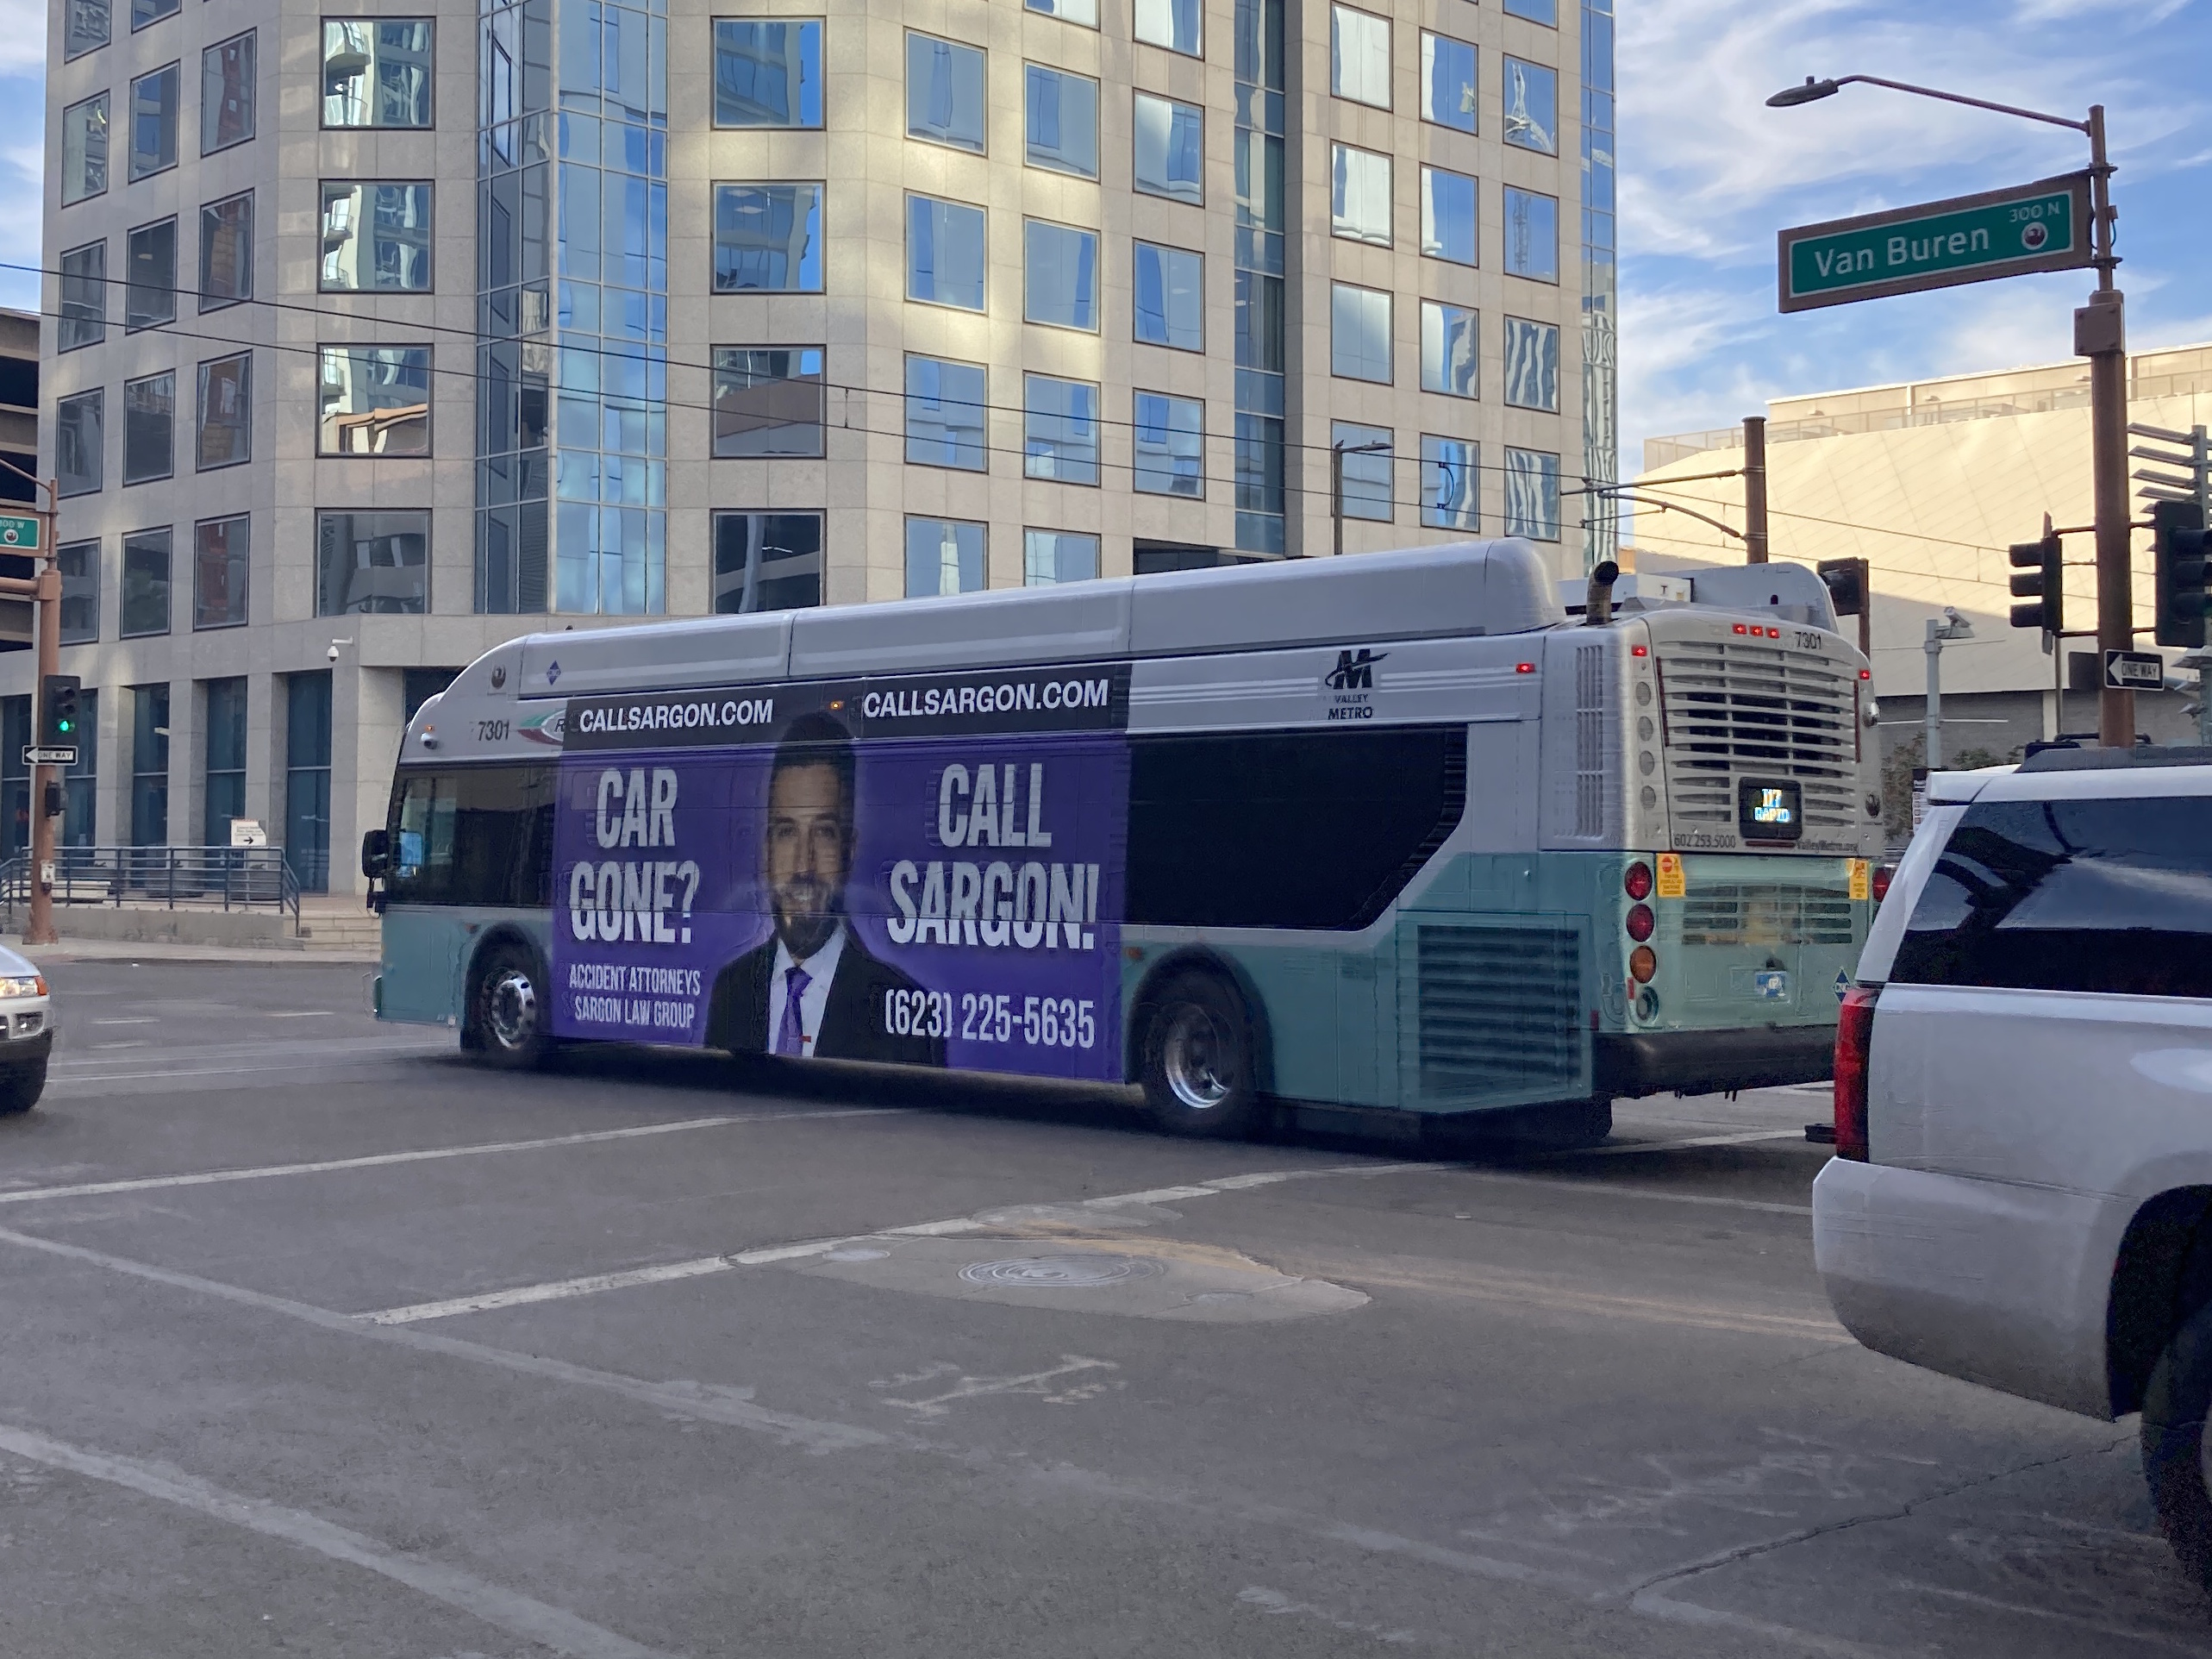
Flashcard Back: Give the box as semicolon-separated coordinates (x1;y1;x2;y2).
0;845;304;931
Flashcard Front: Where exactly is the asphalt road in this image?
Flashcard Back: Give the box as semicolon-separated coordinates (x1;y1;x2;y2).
0;958;2202;1657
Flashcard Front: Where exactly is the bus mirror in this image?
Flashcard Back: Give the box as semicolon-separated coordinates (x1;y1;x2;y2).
360;828;390;880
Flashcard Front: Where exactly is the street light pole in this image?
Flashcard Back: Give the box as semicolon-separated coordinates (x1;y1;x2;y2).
1924;609;1975;770
0;457;61;945
1331;439;1390;559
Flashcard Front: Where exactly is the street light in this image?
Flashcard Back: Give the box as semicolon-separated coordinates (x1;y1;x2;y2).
1924;607;1975;771
1767;72;2133;749
1331;439;1392;559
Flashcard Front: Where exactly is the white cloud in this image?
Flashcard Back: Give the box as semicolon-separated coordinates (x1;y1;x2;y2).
0;1;42;74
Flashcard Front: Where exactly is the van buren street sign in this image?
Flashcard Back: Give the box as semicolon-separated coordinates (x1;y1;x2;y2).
1778;173;2091;313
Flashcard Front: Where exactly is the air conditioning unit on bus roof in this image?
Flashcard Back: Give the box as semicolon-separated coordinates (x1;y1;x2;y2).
1557;562;1839;631
1557;573;1694;614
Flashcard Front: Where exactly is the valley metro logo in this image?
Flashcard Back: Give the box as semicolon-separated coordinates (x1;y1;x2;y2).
1325;648;1387;692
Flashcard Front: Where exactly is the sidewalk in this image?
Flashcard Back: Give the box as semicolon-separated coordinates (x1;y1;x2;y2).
13;936;380;966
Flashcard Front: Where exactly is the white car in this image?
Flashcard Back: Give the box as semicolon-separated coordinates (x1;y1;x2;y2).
0;943;48;1113
1813;746;2212;1588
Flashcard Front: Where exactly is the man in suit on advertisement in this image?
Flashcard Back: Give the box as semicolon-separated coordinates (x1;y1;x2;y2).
706;711;947;1067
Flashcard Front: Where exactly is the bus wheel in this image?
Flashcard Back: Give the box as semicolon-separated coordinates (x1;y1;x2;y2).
1141;971;1259;1138
471;942;549;1069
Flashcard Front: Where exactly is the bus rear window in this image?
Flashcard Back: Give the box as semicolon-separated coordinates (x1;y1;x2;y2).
387;766;554;908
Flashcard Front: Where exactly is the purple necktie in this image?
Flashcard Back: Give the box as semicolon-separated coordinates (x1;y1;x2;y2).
775;965;811;1057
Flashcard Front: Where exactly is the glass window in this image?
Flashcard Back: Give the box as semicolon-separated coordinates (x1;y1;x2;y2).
1503;446;1560;541
712;511;822;612
58;392;104;498
907;34;985;153
316;509;428;615
1026;0;1097;27
1134;93;1203;204
319;182;433;291
192;516;248;629
58;541;101;644
284;673;332;891
322;20;434;128
203;676;247;845
1503;57;1558;154
1504;186;1559;282
904;355;988;471
1503;0;1558;24
713;20;822;128
1330;5;1390;108
199;192;253;310
59;242;107;351
132;0;177;28
60;689;99;847
711;347;824;459
66;0;109;59
1421;301;1478;399
130;682;169;848
62;93;109;205
1330;282;1391;383
196;353;251;471
905;517;986;597
906;194;986;310
122;372;174;485
1422;434;1478;531
1134;0;1200;57
121;529;172;638
319;346;430;456
1333;421;1392;522
1024;374;1099;485
1503;316;1560;411
129;62;179;180
1421;31;1475;132
1025;529;1099;585
1421;166;1476;266
713;183;825;293
1025;220;1099;331
125;218;176;330
1027;65;1099;178
1133;241;1203;351
201;30;254;153
1331;143;1390;246
1133;391;1203;498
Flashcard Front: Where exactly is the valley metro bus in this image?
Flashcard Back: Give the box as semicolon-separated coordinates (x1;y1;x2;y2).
362;539;1884;1140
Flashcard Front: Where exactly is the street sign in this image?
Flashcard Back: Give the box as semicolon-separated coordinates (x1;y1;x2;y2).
2104;648;2165;691
22;746;76;767
228;817;267;848
1778;173;2092;313
0;514;40;551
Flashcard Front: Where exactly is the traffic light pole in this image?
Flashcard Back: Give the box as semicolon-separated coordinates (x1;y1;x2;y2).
24;540;56;946
2080;105;2134;748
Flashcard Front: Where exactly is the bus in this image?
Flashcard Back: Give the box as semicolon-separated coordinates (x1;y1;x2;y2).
362;539;1883;1142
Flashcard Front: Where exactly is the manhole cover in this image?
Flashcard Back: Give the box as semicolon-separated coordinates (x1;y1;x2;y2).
959;1255;1165;1288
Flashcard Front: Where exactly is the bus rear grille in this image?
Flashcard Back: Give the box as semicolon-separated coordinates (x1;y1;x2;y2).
1679;885;1855;947
1657;641;1859;828
1415;924;1581;1098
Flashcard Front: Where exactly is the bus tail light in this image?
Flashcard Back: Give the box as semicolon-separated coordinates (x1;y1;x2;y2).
1834;984;1879;1161
1628;945;1656;983
1871;864;1893;904
1623;861;1653;900
1625;903;1654;942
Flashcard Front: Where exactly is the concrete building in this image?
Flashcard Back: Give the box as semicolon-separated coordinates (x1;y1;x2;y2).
34;0;1615;892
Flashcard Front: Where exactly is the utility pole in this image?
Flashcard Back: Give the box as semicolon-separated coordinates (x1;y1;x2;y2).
1742;415;1770;564
2079;105;2132;748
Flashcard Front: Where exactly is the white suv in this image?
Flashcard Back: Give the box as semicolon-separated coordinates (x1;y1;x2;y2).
1813;746;2212;1588
0;942;49;1113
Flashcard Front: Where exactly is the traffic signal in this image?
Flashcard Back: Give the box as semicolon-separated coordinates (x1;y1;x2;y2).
2008;532;2065;633
37;673;79;748
2153;499;2211;649
1816;558;1868;616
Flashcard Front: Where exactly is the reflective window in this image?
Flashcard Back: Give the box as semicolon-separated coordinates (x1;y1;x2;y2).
62;93;109;205
201;31;254;153
1503;446;1560;541
121;529;172;639
122;372;175;485
1027;65;1098;178
1330;5;1390;108
1133;241;1203;350
132;0;177;28
1026;0;1097;24
904;356;988;471
1331;143;1390;247
66;0;109;59
196;352;252;471
319;182;434;291
1421;301;1478;399
907;34;985;153
129;62;179;180
58;392;104;498
906;517;987;596
1503;316;1559;411
1422;434;1478;531
132;681;171;848
713;20;822;128
1421;31;1475;132
713;512;822;612
1503;57;1557;154
322;20;434;128
318;346;431;456
125;218;176;330
59;242;106;351
1421;165;1475;265
200;193;253;310
1330;282;1391;383
1504;185;1559;282
1334;421;1393;523
1025;529;1099;585
1134;92;1203;204
1503;0;1558;23
1133;391;1203;498
1026;220;1100;332
192;515;248;629
713;183;823;292
317;509;429;615
908;194;987;310
1134;0;1201;56
203;677;247;843
1025;374;1100;485
712;347;824;458
58;541;101;644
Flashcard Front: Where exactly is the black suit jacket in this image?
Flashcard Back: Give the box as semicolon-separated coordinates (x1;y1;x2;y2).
706;929;947;1067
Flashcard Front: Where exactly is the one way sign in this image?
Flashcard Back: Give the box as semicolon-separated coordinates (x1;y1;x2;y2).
2104;648;2166;691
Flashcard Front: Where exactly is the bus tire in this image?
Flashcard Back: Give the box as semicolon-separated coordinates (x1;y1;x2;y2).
2142;1295;2212;1594
1140;970;1260;1138
469;941;551;1070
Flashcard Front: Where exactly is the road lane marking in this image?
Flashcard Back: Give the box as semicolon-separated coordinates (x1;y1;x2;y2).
0;1422;680;1659
90;1017;157;1025
1566;1130;1806;1158
267;1010;337;1018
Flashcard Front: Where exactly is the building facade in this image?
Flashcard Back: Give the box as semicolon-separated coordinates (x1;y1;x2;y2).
37;0;1612;892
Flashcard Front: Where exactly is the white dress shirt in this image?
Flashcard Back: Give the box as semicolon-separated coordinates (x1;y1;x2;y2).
768;922;846;1058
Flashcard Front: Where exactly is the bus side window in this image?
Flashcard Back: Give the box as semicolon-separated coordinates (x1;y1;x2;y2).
389;774;458;903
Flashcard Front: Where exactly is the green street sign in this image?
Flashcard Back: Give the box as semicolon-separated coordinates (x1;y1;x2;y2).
0;515;40;551
1778;173;2092;314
